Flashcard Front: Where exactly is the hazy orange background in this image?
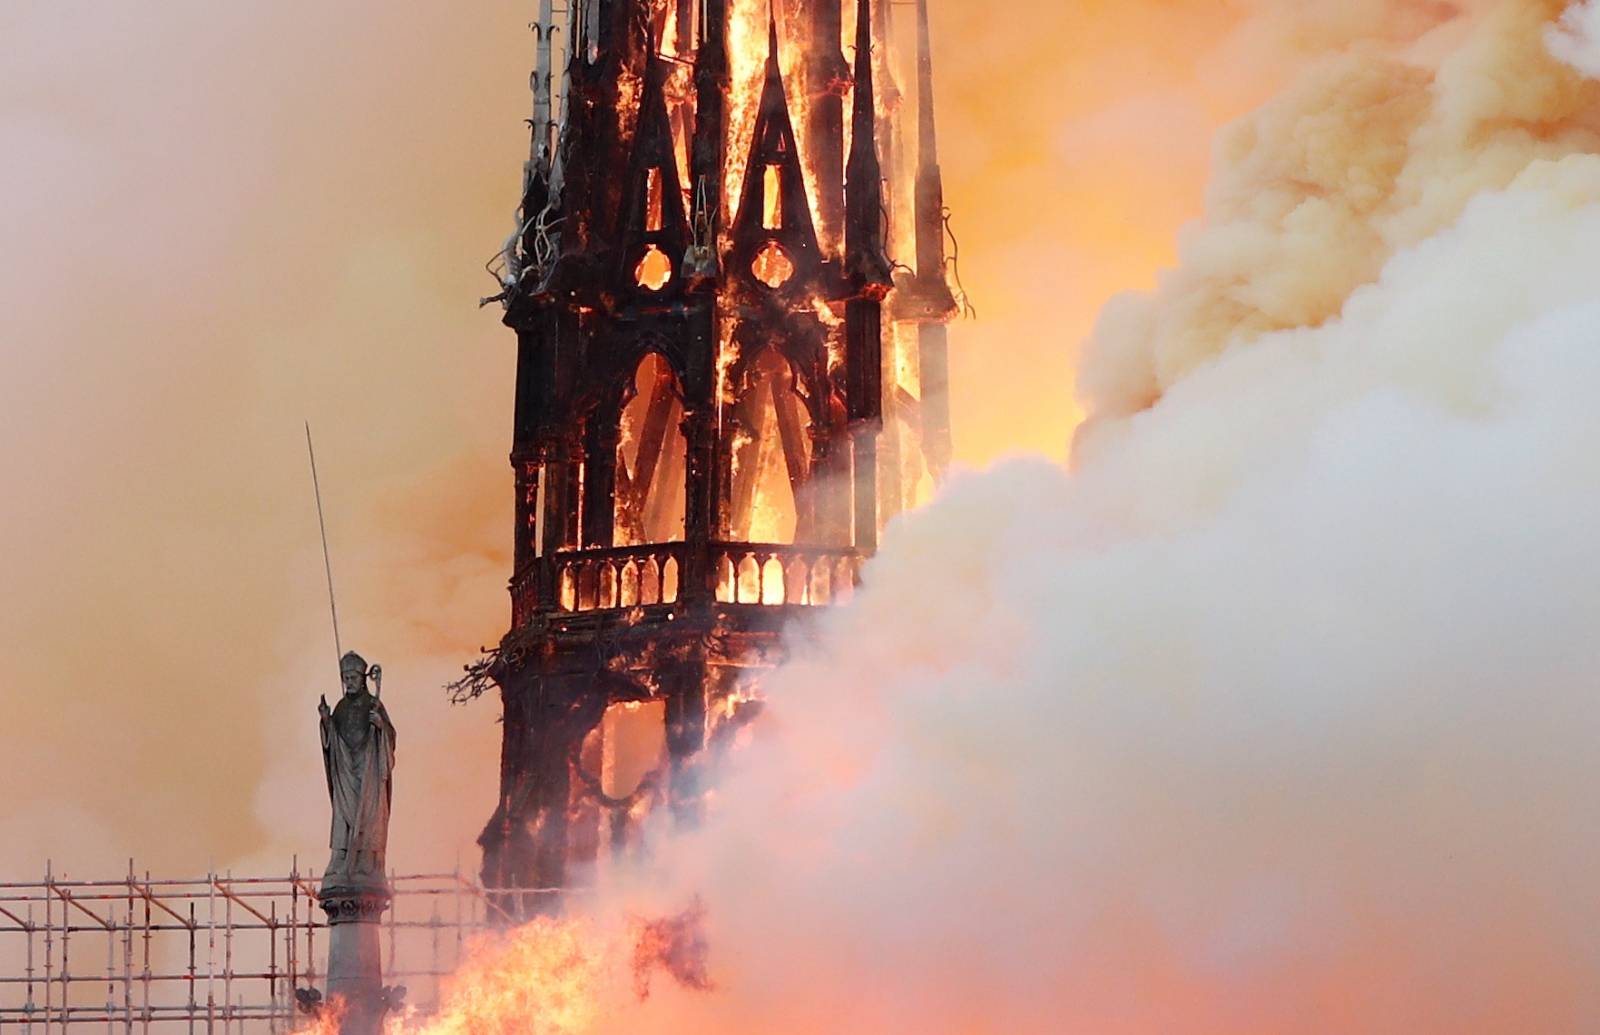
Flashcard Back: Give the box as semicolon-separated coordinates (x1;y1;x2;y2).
0;1;1319;875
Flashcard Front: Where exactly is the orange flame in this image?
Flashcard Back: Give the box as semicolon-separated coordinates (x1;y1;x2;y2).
284;909;717;1035
408;919;608;1035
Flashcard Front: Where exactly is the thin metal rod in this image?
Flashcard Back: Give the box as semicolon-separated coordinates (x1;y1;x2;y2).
305;421;343;668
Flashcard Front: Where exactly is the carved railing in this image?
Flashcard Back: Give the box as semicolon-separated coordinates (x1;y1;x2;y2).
511;542;859;621
710;543;859;607
511;544;686;623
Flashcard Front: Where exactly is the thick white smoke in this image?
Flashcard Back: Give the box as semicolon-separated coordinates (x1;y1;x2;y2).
1551;0;1600;74
611;167;1600;1033
566;3;1600;1032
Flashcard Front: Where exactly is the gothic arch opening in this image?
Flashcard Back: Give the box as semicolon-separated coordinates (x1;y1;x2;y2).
615;352;687;546
578;700;668;801
570;699;669;868
730;346;812;544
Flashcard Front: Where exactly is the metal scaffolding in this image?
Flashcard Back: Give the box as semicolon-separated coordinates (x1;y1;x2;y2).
0;862;553;1033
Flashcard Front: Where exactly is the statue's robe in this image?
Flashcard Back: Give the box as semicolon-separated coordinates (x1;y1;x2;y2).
320;691;395;878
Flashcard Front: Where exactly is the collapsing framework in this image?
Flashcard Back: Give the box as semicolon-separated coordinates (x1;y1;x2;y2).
477;0;960;908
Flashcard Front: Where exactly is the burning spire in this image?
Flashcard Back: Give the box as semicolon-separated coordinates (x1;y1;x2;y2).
479;0;962;910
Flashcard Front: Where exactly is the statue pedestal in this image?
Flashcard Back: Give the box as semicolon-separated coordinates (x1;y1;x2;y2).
319;882;393;1035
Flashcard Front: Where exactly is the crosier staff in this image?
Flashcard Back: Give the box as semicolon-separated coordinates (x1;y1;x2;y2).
305;421;342;674
308;420;381;709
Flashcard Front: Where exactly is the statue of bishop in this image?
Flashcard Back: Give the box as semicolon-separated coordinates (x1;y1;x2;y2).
319;651;396;888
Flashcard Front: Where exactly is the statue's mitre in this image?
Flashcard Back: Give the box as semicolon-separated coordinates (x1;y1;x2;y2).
340;651;369;676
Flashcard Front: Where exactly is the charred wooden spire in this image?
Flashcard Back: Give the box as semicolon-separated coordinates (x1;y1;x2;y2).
481;0;963;914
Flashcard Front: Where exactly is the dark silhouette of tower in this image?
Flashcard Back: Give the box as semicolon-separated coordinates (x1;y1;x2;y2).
477;0;959;914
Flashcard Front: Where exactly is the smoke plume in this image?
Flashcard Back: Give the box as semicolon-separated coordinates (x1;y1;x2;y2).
560;2;1600;1031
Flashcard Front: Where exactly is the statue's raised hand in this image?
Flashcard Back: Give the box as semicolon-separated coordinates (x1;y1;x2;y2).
318;694;332;719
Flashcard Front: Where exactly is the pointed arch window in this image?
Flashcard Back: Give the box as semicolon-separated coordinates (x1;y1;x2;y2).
615;353;687;546
730;347;813;544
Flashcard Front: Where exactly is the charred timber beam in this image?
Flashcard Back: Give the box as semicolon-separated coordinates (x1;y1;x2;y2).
642;414;686;535
681;407;718;602
582;418;621;548
626;368;679;521
806;423;850;546
846;294;883;553
512;454;541;577
729;405;763;538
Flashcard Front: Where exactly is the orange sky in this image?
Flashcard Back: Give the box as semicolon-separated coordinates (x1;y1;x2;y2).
0;1;1291;876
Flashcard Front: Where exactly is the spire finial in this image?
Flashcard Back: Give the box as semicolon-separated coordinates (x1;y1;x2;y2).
767;1;780;69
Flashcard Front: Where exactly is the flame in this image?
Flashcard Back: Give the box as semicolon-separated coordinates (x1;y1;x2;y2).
399;919;610;1035
783;11;833;255
286;911;715;1035
724;0;767;214
709;0;931;551
291;996;346;1035
660;3;682;60
712;690;761;724
715;325;740;414
724;1;827;246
